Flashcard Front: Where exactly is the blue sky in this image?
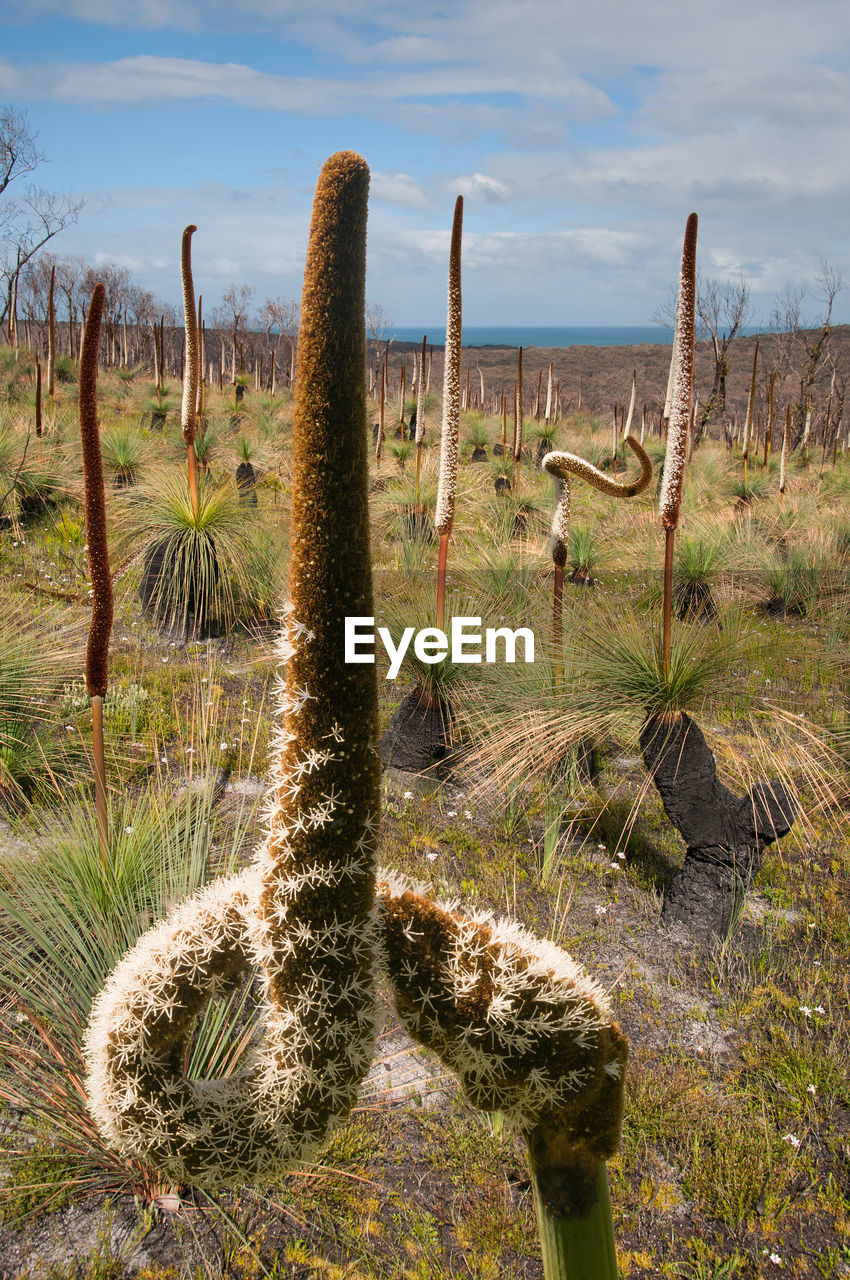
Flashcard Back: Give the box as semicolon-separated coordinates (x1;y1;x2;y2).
2;0;849;326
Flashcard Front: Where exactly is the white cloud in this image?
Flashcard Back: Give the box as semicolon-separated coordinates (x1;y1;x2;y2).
451;173;511;204
370;172;433;210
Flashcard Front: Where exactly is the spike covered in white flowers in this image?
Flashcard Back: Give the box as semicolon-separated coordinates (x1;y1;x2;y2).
658;213;698;531
84;151;381;1189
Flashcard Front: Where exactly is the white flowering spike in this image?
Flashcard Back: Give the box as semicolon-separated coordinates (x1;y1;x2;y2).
84;152;380;1190
434;197;463;538
658;214;698;530
550;476;570;569
180;225;199;449
377;874;627;1169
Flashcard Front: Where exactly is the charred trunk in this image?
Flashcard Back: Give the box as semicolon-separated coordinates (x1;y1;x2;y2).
380;687;454;773
640;713;795;944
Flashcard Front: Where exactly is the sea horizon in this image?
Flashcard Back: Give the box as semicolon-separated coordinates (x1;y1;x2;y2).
388;324;674;349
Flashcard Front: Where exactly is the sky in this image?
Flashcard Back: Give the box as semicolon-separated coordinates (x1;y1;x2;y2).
2;0;849;327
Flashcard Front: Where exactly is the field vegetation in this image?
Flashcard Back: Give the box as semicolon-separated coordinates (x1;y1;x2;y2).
0;279;846;1280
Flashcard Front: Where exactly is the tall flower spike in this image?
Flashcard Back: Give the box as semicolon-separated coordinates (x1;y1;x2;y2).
434;196;463;631
79;281;111;863
550;476;570;570
180;224;200;512
414;333;427;507
434;197;463;539
80;282;112;703
658;213;698;533
84;152;380;1190
657;213;697;680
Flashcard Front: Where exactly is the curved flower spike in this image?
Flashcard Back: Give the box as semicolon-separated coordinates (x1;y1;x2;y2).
84;152;380;1189
377;874;627;1211
542;434;653;500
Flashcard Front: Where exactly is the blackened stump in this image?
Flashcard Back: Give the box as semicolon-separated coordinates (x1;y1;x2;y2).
640;713;795;944
674;581;718;622
140;537;222;638
236;461;258;506
380;687;454;773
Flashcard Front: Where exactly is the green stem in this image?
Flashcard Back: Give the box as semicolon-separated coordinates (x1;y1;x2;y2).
529;1153;619;1280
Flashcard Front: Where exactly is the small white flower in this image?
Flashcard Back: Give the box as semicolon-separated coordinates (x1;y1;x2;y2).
161;657;168;664
464;811;473;820
125;826;134;834
799;1005;812;1017
814;1005;826;1015
806;1083;816;1094
160;756;167;764
201;677;208;684
66;725;74;732
597;843;606;850
446;810;457;818
403;791;413;799
782;1133;800;1149
595;905;608;917
616;850;626;859
220;742;228;751
609;862;621;871
426;852;438;861
769;1253;783;1266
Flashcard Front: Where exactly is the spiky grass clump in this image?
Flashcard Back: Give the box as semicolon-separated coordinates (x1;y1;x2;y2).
100;424;151;487
0;784;248;1210
0;601;81;809
567;526;599;582
124;467;269;635
578;609;736;722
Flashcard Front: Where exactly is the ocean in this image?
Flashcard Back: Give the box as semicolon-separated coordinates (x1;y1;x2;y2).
388;325;674;349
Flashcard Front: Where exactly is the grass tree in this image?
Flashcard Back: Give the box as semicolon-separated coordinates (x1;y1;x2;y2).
80;154;632;1280
643;215;798;942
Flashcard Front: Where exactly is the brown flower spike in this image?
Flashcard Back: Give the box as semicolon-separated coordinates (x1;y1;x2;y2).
84;152;381;1189
79;282;112;700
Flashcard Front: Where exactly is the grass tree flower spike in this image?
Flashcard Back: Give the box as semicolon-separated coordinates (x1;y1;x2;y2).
377;873;628;1278
414;332;427;506
658;213;698;680
434;195;463;631
180;224;201;514
79;281;112;864
83;151;381;1189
